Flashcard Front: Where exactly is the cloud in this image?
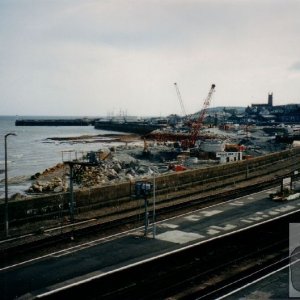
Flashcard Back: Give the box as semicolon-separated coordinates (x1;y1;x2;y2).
290;62;300;72
0;0;300;116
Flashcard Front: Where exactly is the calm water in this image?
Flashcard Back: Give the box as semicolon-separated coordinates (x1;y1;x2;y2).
0;116;115;197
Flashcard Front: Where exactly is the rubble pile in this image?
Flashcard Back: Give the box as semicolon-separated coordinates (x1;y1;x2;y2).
27;146;164;193
28;177;68;193
73;157;159;188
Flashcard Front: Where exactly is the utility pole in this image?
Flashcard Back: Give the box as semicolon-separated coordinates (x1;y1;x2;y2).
4;133;16;237
152;174;156;239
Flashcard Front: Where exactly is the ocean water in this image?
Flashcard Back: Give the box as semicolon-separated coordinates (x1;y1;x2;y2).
0;116;115;197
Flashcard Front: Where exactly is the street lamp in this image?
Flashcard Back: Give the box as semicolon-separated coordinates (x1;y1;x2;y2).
152;174;156;239
4;132;16;237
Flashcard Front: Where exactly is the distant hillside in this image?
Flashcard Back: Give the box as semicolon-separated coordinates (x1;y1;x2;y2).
206;106;245;113
190;106;245;118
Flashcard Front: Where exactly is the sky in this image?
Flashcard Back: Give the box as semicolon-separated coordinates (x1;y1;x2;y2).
0;0;300;117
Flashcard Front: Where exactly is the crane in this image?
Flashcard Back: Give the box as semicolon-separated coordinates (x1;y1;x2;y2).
189;84;216;147
174;82;187;118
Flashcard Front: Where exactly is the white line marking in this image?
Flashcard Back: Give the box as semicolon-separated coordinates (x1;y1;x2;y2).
159;223;179;229
249;216;263;221
210;224;237;231
156;230;205;244
229;201;244;206
275;205;295;212
184;215;201;221
201;210;222;217
207;229;220;235
241;219;253;223
268;210;280;215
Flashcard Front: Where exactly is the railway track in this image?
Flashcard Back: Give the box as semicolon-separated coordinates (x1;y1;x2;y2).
1;151;300;261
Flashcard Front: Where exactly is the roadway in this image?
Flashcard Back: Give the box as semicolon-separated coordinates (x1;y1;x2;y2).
1;185;300;299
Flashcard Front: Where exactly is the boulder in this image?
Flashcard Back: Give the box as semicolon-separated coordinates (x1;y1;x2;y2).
54;186;63;193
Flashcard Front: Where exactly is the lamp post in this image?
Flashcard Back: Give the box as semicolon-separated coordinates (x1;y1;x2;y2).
4;133;16;237
152;174;156;239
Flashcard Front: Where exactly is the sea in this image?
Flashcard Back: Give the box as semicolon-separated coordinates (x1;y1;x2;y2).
0;116;116;197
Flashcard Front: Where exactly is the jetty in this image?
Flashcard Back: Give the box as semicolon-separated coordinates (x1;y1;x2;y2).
94;120;164;135
15;118;97;126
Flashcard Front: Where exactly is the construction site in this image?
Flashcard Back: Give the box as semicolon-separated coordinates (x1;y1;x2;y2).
24;83;293;194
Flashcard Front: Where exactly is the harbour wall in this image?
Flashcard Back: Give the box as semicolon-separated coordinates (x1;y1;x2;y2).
94;121;163;135
15;119;96;126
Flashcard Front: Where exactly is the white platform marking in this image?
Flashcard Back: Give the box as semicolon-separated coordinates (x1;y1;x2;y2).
200;210;222;217
159;223;179;229
268;210;280;215
275;205;295;212
207;229;220;235
256;212;269;218
247;197;254;200
229;201;244;206
249;216;263;221
241;219;253;223
210;224;237;231
184;215;201;222
156;230;205;244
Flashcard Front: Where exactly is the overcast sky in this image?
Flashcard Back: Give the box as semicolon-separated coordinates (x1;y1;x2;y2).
0;0;300;117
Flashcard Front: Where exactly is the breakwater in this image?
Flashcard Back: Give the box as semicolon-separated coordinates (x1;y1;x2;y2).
15;118;97;126
94;120;163;135
15;118;163;135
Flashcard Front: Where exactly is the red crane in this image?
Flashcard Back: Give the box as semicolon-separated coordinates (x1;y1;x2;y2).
189;84;216;147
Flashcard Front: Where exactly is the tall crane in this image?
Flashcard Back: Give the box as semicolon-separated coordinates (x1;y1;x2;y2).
174;82;187;118
189;84;216;147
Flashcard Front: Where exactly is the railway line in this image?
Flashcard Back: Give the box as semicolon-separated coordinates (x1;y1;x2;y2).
1;150;300;261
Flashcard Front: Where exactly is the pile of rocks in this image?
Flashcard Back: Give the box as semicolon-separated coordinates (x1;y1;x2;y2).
28;177;68;193
74;158;158;188
26;145;168;193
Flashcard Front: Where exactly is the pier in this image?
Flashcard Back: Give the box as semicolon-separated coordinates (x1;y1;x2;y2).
15;118;97;126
